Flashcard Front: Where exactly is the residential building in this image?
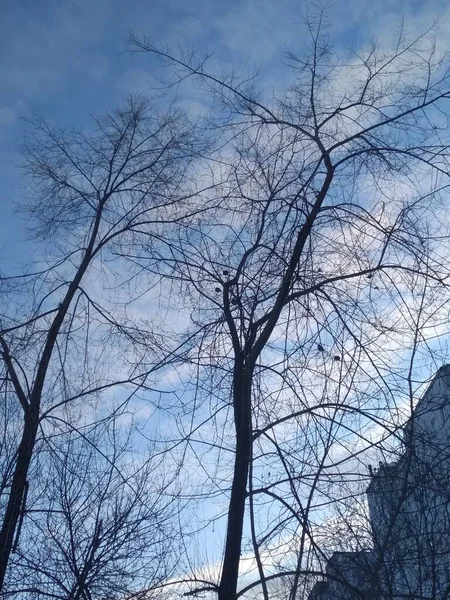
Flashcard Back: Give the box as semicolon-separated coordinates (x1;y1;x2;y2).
309;365;450;600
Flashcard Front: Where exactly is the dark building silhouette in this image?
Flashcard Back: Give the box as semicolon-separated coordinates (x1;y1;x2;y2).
309;365;450;600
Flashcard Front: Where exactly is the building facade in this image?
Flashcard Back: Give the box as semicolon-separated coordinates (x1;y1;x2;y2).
309;365;450;600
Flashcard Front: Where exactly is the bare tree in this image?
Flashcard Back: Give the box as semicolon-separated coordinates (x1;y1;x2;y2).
0;95;206;592
7;416;181;600
129;12;450;599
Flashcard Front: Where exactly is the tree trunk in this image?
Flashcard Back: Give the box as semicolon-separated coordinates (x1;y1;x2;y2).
0;209;103;590
0;406;39;590
219;362;253;600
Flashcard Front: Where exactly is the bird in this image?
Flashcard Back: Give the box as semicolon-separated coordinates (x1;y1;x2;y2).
333;355;341;361
215;287;221;293
367;274;373;279
223;270;229;276
317;344;325;352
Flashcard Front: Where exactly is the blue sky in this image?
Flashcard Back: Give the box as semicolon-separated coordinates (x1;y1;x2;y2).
2;0;450;270
2;1;450;590
0;0;448;262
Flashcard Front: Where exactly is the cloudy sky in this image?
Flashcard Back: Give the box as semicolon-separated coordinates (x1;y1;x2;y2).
2;0;449;270
2;2;450;592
